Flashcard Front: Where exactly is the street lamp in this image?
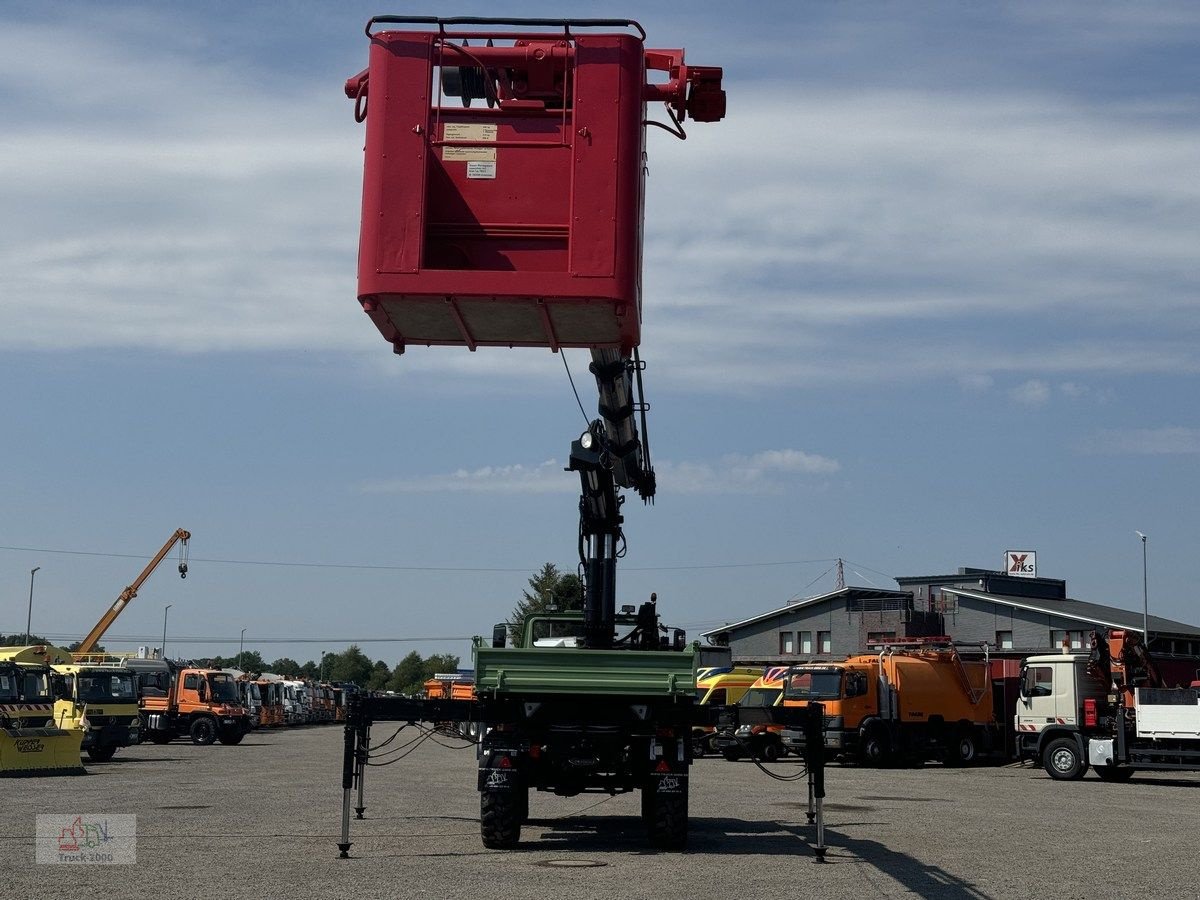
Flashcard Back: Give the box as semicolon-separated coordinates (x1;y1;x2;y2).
1136;531;1149;648
239;628;246;665
162;604;172;661
25;567;40;644
321;650;328;681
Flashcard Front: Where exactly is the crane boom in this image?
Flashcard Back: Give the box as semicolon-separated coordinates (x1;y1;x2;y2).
75;528;191;654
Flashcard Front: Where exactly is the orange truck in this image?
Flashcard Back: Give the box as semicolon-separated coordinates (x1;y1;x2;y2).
124;657;250;746
780;640;996;765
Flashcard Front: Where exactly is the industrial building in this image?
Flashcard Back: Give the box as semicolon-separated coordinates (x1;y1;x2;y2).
702;566;1200;683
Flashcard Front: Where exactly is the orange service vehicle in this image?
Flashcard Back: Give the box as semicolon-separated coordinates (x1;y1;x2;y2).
780;639;997;766
124;658;251;746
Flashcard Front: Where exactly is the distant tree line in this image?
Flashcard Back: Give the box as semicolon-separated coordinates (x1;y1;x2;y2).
212;647;460;694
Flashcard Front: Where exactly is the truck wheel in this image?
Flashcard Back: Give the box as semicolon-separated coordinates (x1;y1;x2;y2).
480;790;521;849
1094;765;1135;783
722;747;741;762
1043;737;1087;780
760;740;781;763
218;730;244;746
946;730;978;766
87;745;117;762
860;728;890;766
646;782;688;851
190;717;218;746
147;732;173;745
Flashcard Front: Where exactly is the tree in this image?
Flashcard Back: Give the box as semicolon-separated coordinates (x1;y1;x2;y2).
299;660;320;679
387;651;426;695
230;650;266;673
269;657;302;677
1;632;55;647
327;646;374;687
508;563;583;646
367;660;391;692
423;653;461;678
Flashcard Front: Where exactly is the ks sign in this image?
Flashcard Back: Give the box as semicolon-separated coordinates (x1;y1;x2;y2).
1005;550;1037;578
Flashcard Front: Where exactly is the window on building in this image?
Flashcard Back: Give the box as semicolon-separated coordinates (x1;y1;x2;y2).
996;631;1013;650
799;631;813;654
1050;629;1084;649
818;631;831;654
780;632;794;655
867;631;896;647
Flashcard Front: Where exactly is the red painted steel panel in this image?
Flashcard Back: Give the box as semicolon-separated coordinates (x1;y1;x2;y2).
348;21;722;355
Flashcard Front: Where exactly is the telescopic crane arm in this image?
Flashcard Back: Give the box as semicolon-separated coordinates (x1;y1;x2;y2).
568;349;656;650
75;528;190;654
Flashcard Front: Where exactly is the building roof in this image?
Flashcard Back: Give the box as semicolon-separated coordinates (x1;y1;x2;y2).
700;587;911;638
944;587;1200;637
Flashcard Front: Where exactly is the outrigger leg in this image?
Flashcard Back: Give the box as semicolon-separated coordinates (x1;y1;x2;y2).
805;701;827;862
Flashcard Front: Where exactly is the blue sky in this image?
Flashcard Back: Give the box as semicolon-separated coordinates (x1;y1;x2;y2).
2;2;1197;667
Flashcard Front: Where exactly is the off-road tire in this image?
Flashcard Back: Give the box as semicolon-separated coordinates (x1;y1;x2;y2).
722;747;741;762
646;783;688;851
190;716;218;746
1094;764;1135;783
760;739;781;763
218;729;245;745
1043;737;1087;780
481;790;521;849
86;745;117;762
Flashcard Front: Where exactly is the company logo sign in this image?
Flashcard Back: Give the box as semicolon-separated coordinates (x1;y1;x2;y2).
1005;550;1037;578
36;814;136;865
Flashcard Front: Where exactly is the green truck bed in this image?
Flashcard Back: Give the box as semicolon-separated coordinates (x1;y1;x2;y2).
473;644;697;697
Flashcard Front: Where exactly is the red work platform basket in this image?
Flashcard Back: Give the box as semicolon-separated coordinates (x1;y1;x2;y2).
345;16;724;355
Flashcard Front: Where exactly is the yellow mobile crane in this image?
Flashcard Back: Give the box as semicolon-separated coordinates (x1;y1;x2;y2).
74;528;190;655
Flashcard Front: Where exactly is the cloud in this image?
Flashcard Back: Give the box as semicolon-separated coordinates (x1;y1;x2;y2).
361;459;571;495
361;448;840;495
1009;380;1051;406
2;11;1199;395
1087;427;1200;455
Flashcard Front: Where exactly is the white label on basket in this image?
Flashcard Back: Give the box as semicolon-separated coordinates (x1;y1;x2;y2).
466;161;497;179
443;122;497;142
443;146;496;162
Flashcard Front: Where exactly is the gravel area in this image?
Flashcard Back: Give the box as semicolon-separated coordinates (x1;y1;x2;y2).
4;726;1198;899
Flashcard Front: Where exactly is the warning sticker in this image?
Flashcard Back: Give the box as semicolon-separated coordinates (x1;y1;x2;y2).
466;161;497;180
443;146;497;162
443;122;498;142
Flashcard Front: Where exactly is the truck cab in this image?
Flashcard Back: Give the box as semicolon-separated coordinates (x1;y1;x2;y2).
126;658;250;746
54;657;141;761
714;668;789;762
0;645;86;776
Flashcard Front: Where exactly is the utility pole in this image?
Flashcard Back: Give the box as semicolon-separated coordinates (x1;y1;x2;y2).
239;628;246;666
25;567;40;644
162;604;172;660
1136;531;1149;648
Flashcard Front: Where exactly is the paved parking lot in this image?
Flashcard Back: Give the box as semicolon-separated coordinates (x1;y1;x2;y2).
4;726;1199;899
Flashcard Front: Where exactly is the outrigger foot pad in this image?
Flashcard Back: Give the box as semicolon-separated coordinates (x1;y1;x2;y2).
338;843;352;858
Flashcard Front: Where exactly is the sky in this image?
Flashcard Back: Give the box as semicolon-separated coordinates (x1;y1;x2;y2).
2;2;1197;668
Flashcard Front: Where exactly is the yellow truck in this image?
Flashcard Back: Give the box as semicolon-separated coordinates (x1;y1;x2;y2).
691;666;764;757
0;645;85;776
56;653;141;761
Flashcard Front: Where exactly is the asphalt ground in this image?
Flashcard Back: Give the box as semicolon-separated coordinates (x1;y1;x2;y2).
4;725;1199;899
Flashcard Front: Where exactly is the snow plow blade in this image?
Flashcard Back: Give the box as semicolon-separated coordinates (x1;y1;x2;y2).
0;726;86;777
